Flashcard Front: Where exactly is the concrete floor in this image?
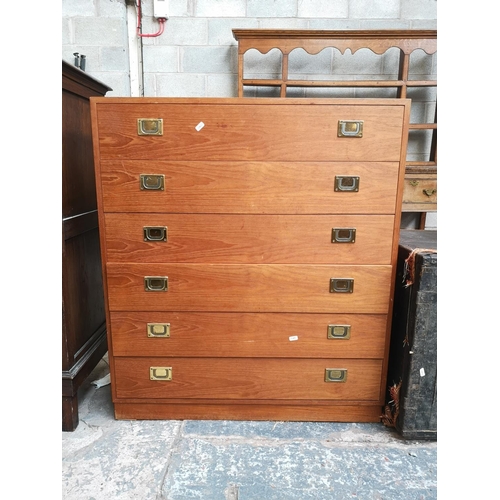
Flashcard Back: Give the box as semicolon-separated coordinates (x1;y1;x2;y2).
62;356;437;500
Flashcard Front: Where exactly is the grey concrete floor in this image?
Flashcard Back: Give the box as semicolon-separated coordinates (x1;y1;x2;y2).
62;356;437;500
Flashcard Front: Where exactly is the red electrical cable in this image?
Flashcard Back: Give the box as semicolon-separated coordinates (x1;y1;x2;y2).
138;18;166;37
136;0;166;38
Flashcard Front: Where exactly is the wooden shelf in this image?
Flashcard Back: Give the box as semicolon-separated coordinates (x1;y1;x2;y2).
240;79;437;89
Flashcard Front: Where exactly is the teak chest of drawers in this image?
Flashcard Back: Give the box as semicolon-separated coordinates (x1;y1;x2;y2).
90;97;410;422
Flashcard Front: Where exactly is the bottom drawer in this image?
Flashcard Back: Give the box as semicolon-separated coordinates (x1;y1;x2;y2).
113;357;383;402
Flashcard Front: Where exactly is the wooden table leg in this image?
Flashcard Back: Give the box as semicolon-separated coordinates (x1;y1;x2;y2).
63;395;79;432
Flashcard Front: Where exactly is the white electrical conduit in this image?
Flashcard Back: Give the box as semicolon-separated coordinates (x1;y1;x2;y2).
126;1;144;96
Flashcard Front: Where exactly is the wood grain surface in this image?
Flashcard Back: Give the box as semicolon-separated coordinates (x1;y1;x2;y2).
99;161;400;214
95;101;404;161
113;401;384;422
110;311;388;358
106;263;392;313
90;98;409;422
104;213;395;264
113;357;383;401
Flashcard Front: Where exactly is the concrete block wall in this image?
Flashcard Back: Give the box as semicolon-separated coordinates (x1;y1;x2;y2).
62;0;437;98
63;0;131;95
62;0;437;228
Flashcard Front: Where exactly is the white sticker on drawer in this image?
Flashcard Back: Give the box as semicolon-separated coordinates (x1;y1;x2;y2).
289;336;299;341
420;367;425;377
195;121;205;131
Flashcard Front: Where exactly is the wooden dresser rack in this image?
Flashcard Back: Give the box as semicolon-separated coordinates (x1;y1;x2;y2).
232;29;437;217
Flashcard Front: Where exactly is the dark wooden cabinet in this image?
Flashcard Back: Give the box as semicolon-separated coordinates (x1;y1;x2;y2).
62;60;111;431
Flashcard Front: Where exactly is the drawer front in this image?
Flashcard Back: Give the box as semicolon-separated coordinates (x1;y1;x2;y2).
99;161;400;214
110;311;388;358
104;214;395;265
95;102;404;161
114;357;383;401
402;175;437;210
106;263;392;313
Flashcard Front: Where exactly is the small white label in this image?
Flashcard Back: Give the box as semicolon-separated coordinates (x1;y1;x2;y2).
420;367;425;377
195;121;205;131
289;336;299;341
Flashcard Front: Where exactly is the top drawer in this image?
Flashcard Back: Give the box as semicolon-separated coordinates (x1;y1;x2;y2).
91;98;408;162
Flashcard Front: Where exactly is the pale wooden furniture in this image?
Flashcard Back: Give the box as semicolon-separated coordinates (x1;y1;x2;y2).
90;97;410;422
62;60;111;431
232;29;437;219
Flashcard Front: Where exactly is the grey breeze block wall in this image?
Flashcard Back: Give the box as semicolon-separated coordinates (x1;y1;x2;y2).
62;0;437;228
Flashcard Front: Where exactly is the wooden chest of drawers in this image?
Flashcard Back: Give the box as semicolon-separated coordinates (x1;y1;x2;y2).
90;98;410;422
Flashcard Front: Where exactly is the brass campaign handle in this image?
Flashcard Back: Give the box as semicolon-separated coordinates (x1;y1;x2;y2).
147;323;170;338
334;176;360;192
327;325;351;339
140;174;165;191
325;369;348;382
143;226;168;242
144;276;168;292
329;278;354;293
137;118;163;135
150;367;172;380
332;228;356;244
337;120;363;137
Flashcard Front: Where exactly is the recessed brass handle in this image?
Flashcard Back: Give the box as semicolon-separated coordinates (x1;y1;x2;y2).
409;180;419;187
334;176;359;192
327;325;351;339
338;120;363;138
332;228;356;244
150;367;172;380
147;323;170;337
329;278;354;293
325;368;348;382
144;226;168;242
144;276;168;292
137;118;163;135
423;188;436;196
140;174;165;191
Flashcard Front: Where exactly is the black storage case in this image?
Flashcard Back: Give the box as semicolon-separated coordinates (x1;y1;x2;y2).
386;229;437;440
